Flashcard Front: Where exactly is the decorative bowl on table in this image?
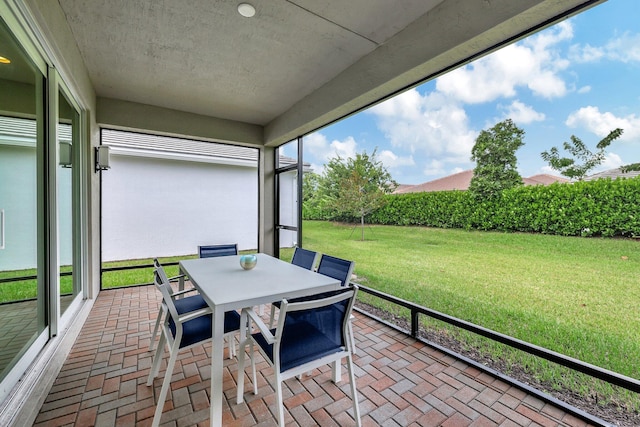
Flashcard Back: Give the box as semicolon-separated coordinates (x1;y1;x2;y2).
239;254;258;270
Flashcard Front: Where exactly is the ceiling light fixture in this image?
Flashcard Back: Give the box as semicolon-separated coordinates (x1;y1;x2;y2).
237;3;255;18
0;56;10;64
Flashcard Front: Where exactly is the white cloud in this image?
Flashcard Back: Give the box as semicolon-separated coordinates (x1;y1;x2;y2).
377;149;415;169
304;132;357;162
422;159;445;176
577;85;591;94
369;89;477;164
599;152;624;171
571;32;640;63
606;32;640;62
565;106;640;141
539;164;559;175
500;100;545;124
569;43;605;62
436;21;572;103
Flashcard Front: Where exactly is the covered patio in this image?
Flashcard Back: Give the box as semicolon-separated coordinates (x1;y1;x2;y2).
0;1;618;426
34;285;596;426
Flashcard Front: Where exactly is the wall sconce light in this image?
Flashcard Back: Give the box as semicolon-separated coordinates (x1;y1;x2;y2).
95;145;111;172
59;141;72;168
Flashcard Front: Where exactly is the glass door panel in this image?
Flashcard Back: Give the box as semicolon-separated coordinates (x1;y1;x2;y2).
275;139;301;255
0;17;47;385
58;90;79;316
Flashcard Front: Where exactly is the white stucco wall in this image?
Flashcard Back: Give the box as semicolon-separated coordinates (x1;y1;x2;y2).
0;140;73;271
101;150;297;262
0;144;38;270
2;126;297;268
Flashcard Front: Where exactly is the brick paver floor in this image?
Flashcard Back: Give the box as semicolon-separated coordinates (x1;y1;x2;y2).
34;285;598;426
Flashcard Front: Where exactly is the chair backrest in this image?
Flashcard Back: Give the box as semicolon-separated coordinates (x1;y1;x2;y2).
153;258;176;296
317;254;355;287
276;285;358;372
291;247;319;270
153;262;180;321
198;243;238;258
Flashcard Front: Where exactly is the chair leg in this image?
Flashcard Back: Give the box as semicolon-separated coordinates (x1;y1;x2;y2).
269;304;277;328
250;340;257;395
226;334;236;359
331;360;342;383
147;334;166;385
348;314;357;355
346;354;362;427
274;371;285;427
148;308;164;352
151;345;179;427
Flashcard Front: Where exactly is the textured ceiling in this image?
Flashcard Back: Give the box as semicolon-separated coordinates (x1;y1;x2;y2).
58;0;443;125
55;0;600;145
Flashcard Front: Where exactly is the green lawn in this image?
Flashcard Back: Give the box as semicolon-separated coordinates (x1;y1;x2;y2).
300;220;640;408
2;222;637;408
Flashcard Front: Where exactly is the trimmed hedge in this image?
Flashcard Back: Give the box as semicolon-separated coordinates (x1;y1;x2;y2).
305;177;640;237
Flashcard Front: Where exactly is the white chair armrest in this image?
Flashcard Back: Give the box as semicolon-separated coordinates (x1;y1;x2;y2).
243;307;276;345
170;287;199;298
177;306;212;323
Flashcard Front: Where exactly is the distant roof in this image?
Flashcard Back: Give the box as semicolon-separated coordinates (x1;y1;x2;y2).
394;170;568;194
102;129;303;169
524;174;570;185
394;170;473;194
584;168;640;181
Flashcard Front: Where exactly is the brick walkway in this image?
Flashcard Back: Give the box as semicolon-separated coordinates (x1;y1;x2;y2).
34;285;597;426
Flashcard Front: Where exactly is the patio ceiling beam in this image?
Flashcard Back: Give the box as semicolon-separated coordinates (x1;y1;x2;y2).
264;0;603;147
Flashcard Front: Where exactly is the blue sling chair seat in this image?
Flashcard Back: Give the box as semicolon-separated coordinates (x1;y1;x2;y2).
198;243;238;258
268;247;319;320
237;285;361;427
148;258;237;358
270;253;357;355
146;265;241;427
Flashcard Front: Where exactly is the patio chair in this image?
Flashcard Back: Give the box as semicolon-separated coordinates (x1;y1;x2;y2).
148;259;237;358
146;266;241;427
269;254;357;355
198;243;238;258
149;259;201;349
268;247;319;322
290;246;319;270
237;285;361;427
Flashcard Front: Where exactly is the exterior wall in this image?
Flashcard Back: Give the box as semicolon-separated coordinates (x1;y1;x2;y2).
0;138;72;271
102;151;295;262
0;144;37;270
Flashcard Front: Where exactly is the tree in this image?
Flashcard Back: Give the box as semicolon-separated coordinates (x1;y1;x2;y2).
540;128;623;181
469;119;525;199
319;149;397;240
302;171;320;203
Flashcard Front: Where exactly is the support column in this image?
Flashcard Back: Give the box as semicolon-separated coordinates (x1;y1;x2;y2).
259;146;276;255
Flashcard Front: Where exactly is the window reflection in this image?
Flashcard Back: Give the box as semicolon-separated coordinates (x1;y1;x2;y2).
0;18;46;384
58;91;79;315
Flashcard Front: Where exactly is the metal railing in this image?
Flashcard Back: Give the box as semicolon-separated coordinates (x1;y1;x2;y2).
354;284;638;427
357;285;639;393
99;261;180;288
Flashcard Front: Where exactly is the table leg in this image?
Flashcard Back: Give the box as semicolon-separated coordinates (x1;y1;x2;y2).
236;309;248;404
178;267;185;292
210;307;224;427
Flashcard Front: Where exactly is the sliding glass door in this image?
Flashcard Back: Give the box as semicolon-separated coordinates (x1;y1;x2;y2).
58;87;81;317
0;11;86;402
0;15;48;394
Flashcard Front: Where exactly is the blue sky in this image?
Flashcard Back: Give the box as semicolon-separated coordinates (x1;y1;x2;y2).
301;0;640;185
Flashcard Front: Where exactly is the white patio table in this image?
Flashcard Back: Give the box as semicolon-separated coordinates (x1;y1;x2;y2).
179;253;341;427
